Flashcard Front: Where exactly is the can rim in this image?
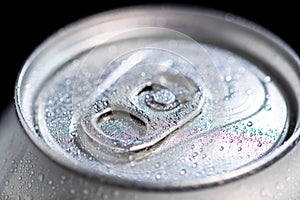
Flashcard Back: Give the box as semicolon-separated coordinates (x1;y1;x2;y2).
15;4;300;191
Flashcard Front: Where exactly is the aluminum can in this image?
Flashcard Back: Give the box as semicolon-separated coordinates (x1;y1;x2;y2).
1;5;299;200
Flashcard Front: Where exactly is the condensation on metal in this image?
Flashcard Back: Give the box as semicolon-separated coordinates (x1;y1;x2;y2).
12;6;299;194
29;28;288;186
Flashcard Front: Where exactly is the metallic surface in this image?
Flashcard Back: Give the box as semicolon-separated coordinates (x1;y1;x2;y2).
1;5;299;199
0;107;299;200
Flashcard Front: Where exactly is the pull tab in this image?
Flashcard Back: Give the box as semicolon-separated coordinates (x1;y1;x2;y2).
80;49;205;152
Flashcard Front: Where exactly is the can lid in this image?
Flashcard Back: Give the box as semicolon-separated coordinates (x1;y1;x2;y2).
15;6;300;190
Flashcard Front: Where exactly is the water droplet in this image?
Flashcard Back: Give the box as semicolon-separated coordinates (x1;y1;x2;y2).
201;170;206;175
246;89;253;95
152;89;176;105
128;155;134;161
238;147;242;152
224;96;230;101
70;131;78;138
48;180;53;185
5;180;9;185
18;176;22;181
130;161;135;167
247;121;253;127
275;182;284;190
70;189;76;194
219;146;224;151
264;76;272;83
225;75;232;82
208;167;215;173
83;189;89;195
264;105;272;111
72;59;80;67
154;162;160;168
192;152;198;158
257;142;262;147
202;154;207;159
192;163;198;168
65;79;72;85
155;173;161;180
180;169;187;175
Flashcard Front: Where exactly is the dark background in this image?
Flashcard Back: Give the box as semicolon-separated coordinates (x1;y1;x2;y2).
1;1;299;115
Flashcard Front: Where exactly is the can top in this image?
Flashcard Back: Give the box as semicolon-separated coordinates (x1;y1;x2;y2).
15;6;300;190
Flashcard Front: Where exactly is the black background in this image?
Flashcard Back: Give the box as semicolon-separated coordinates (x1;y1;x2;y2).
1;1;299;115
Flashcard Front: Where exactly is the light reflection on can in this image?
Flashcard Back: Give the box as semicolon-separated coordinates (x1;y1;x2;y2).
0;6;299;200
